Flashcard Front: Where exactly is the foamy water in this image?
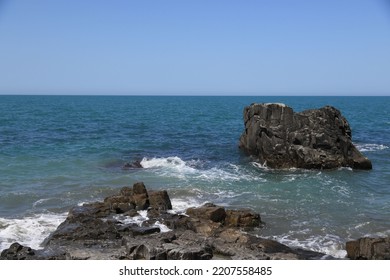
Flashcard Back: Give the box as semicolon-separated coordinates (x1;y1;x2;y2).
355;143;389;152
0;213;67;252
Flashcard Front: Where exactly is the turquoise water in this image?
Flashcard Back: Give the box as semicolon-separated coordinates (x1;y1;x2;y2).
0;95;389;257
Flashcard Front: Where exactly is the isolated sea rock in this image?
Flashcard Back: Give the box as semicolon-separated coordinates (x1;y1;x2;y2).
239;103;372;170
346;236;390;260
122;160;143;169
1;182;327;260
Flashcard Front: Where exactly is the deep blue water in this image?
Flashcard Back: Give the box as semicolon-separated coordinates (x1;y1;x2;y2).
0;95;389;257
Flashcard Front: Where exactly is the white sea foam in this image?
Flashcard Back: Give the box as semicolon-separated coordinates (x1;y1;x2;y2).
169;198;204;214
251;161;268;170
355;143;389;152
364;229;390;238
114;210;171;233
154;221;171;233
267;233;347;259
115;210;149;227
140;157;196;172
140;156;264;182
0;213;67;252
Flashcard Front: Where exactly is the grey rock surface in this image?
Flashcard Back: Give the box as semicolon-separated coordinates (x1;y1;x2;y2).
239;103;372;169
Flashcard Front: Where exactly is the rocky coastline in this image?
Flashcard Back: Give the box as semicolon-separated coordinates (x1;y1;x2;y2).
2;182;388;260
1;182;329;260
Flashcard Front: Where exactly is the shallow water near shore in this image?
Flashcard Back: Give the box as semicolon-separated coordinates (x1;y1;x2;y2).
0;95;389;258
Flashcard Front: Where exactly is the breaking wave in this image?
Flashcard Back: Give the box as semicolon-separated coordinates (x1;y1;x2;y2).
0;213;67;252
140;156;265;182
267;233;347;259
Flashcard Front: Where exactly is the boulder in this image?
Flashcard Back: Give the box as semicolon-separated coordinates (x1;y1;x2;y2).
239;103;372;170
346;236;390;260
1;182;328;260
186;203;227;223
225;209;261;228
149;190;172;211
0;243;36;260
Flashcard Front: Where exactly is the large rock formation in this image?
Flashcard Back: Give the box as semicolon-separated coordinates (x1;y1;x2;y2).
346;237;390;260
239;103;372;170
1;182;327;260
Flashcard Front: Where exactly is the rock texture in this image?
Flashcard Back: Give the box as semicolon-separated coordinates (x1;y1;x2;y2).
346;237;390;260
239;103;372;170
1;182;328;260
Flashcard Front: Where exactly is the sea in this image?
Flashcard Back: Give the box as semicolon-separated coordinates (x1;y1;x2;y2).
0;95;389;258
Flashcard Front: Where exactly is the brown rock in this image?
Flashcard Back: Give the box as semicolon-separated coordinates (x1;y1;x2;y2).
149;190;172;211
225;209;261;228
133;182;148;195
346;237;390;260
186;203;227;223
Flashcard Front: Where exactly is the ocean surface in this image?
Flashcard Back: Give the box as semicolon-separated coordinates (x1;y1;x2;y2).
0;95;389;258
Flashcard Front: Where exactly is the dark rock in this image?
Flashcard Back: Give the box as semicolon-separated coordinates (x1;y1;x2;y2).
346;236;390;260
129;244;151;260
0;242;67;260
132;226;161;236
149;190;172;211
1;182;330;260
186;203;227;223
122;160;143;169
133;182;148;195
239;103;372;170
44;216;121;244
0;243;36;260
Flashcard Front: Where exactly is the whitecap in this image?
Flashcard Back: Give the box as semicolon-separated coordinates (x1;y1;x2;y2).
32;198;53;208
140;156;196;173
140;156;264;182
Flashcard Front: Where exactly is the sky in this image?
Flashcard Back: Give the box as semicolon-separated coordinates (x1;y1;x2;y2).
0;0;390;95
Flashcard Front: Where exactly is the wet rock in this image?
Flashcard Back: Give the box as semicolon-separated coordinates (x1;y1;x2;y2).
149;190;172;211
0;243;36;260
239;103;372;170
132;226;161;236
346;236;390;260
133;182;147;195
122;160;143;169
186;203;227;223
225;209;261;228
1;182;329;260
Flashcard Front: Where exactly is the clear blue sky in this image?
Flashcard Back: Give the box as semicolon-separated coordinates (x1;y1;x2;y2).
0;0;389;95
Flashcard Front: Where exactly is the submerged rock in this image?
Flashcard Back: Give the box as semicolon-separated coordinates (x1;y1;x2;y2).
122;160;143;169
0;182;327;260
239;103;372;170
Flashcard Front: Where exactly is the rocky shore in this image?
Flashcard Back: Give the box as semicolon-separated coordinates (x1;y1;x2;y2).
1;182;330;260
2;184;389;260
